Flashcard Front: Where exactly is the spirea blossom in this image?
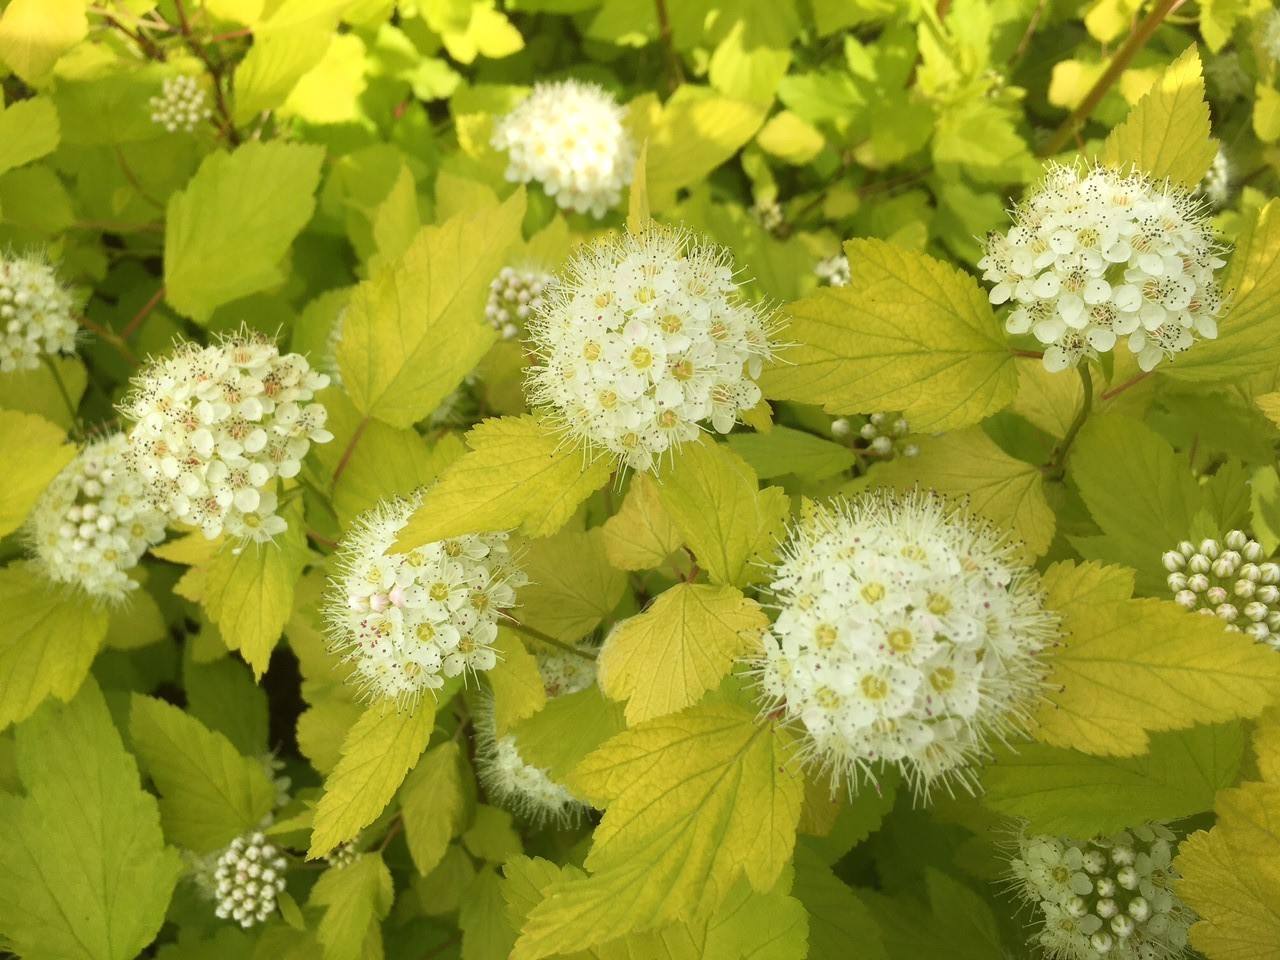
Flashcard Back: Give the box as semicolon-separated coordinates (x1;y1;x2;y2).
0;254;78;373
27;433;167;602
1164;531;1280;650
814;254;851;287
979;164;1226;373
750;196;784;234
1009;823;1194;960
475;647;595;826
486;265;551;341
149;74;212;133
324;493;526;708
525;225;777;472
1196;148;1231;210
120;332;332;542
212;832;288;929
754;492;1058;796
491;80;635;218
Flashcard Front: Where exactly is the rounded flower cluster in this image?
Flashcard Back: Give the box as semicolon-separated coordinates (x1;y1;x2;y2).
324;835;362;869
486;265;551;341
1197;149;1231;211
119;332;333;542
475;647;595;826
325;493;526;708
525;225;777;472
27;433;167;602
149;74;212;133
1164;531;1280;649
1009;823;1193;960
491;80;635;218
814;254;851;287
754;492;1059;795
979;163;1226;373
0;254;78;373
213;832;288;929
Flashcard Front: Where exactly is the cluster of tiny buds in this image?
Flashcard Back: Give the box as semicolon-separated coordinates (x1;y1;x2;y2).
324;835;362;869
813;254;851;288
485;265;551;340
750;196;784;234
0;253;78;373
213;832;288;928
149;74;212;133
832;412;919;458
1196;148;1231;211
1163;531;1280;649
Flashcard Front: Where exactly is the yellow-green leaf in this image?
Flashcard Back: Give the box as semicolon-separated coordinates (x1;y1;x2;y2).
232;31;331;124
394;416;612;549
401;741;464;876
337;191;525;428
1098;47;1217;186
517;530;627;642
645;93;767;210
0;0;86;85
599;583;767;724
332;420;462;526
1257;392;1280;430
463;805;523;865
601;472;683;572
309;702;436;858
128;694;277;853
311;852;394;960
0;96;59;177
165;141;325;322
0;409;74;538
757;110;825;165
627;141;650;232
867;427;1054;557
281;33;367;125
201;524;309;679
0;562;108;731
1034;561;1280;755
0;357;88;432
489;628;547;737
512;704;803;957
758;239;1017;432
656;439;788;588
508;684;626;783
1162;199;1280;382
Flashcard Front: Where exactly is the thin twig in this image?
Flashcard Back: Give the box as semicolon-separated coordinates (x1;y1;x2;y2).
77;315;140;366
41;354;79;427
1100;370;1151;400
507;620;598;661
307;529;339;552
332;415;371;487
653;0;684;94
121;285;166;340
1045;365;1094;479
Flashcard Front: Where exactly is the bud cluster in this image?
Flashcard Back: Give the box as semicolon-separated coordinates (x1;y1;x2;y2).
0;254;78;373
813;254;851;288
213;832;288;929
1196;148;1231;211
324;836;362;869
525;225;777;472
491;79;635;218
1009;823;1193;960
486;265;551;341
149;74;212;133
1163;531;1280;649
979;163;1226;373
324;493;526;708
831;411;919;459
119;333;332;542
28;433;167;601
750;196;783;234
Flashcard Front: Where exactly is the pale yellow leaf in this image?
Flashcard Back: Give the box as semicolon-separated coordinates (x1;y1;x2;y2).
601;472;683;572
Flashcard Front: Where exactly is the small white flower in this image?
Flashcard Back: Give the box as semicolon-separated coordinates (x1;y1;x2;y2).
27;433;167;602
486;264;552;341
0;253;78;373
212;831;288;929
750;196;784;234
1009;823;1194;960
475;646;596;826
491;80;635;219
979;163;1227;374
1164;530;1280;650
814;254;851;288
119;331;332;543
324;492;527;709
525;224;778;472
149;74;212;134
752;491;1059;797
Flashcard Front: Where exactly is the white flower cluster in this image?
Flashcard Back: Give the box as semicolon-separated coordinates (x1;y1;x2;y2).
149;74;212;133
0;254;78;373
491;80;635;218
213;831;288;929
1164;531;1280;650
1009;823;1193;960
27;433;167;602
475;647;595;826
979;164;1226;373
486;265;551;341
754;491;1058;796
325;493;526;708
1197;148;1231;211
814;254;851;287
119;332;332;542
750;196;783;234
832;412;919;459
526;225;777;472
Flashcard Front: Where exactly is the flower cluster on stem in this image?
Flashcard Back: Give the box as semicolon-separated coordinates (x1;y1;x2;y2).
1164;531;1280;649
0;254;78;374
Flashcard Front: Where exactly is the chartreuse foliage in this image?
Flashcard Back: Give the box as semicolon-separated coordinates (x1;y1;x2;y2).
0;2;1278;959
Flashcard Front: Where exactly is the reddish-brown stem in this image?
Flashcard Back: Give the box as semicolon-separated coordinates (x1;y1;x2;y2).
172;0;241;145
1010;348;1045;359
121;285;166;340
77;315;140;366
653;0;684;94
377;817;403;852
332;415;371;487
306;530;338;551
1100;370;1151;400
208;27;253;42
